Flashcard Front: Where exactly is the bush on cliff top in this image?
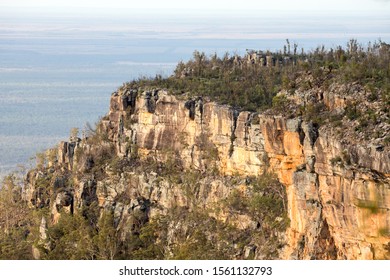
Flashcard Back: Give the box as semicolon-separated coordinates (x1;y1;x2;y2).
127;40;390;113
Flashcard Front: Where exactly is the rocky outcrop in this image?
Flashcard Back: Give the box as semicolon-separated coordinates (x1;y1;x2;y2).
24;86;390;260
103;89;267;175
98;87;390;259
32;217;50;260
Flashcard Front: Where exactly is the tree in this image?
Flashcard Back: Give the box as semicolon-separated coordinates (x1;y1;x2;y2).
35;152;46;170
0;175;29;234
0;174;32;259
93;211;119;260
70;127;79;142
192;50;206;76
46;213;95;260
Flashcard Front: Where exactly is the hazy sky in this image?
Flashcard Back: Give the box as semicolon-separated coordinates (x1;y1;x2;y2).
1;0;390;15
1;0;389;42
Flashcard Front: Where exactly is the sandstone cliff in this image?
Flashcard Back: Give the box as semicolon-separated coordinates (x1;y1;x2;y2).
22;81;390;259
103;86;390;259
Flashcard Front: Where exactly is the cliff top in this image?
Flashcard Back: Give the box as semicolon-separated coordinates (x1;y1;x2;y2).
119;40;389;147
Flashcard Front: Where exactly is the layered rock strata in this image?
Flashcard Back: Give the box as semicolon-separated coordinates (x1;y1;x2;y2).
24;87;390;259
101;88;390;259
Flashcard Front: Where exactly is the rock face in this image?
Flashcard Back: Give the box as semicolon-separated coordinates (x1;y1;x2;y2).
24;87;390;259
103;90;267;175
99;88;390;259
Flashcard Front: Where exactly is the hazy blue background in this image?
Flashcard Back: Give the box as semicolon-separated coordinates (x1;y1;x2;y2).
0;2;389;178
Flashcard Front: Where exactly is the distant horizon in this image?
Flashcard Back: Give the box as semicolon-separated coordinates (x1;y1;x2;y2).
2;0;389;46
1;0;390;15
1;12;389;48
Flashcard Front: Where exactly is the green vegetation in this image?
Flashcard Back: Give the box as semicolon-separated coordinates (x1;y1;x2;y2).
345;102;361;121
330;153;353;167
330;156;343;166
355;198;380;214
379;228;390;238
0;175;34;259
122;40;389;146
221;173;289;259
126;40;389;114
272;94;288;111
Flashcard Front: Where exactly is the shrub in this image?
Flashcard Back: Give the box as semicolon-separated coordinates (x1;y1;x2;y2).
272;94;288;111
355;199;380;214
330;156;343;166
345;102;361;120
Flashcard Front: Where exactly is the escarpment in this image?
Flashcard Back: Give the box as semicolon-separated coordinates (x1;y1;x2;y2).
105;89;267;175
102;87;390;259
2;41;389;260
22;81;390;260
